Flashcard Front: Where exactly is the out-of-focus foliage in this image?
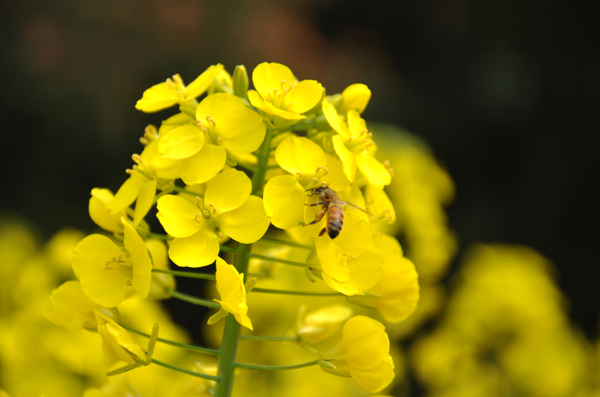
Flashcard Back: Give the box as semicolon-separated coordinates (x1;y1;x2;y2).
410;244;600;397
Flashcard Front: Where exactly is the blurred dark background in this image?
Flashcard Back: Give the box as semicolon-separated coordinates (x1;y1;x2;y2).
1;0;598;340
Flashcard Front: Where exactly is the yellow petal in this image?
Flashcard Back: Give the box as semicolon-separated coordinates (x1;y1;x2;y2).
252;62;295;100
365;184;396;224
181;143;227;185
315;238;350;282
369;257;419;323
339;83;371;115
109;175;144;215
185;64;223;99
345;245;385;292
43;281;119;331
168;229;220;267
322;100;350;139
263;175;306;230
356;151;391;187
284;80;323;114
156;195;204;238
332;135;357;182
133;179;156;226
339;316;389;370
218;196;270;244
196;93;266;153
350;355;395;393
158;124;205;159
89;188;123;233
204;169;252;214
123;222;152;299
275;135;326;176
347;110;367;139
71;235;131;307
105;322;146;360
323;153;351;191
135;82;178;113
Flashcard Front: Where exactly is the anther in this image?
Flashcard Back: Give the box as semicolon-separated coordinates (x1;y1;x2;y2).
208;203;217;214
343;253;354;261
126;169;137;175
382;160;391;168
206;115;216;127
194;213;203;223
140;137;150;145
218;231;224;239
296;171;303;177
132;154;143;164
196;196;203;205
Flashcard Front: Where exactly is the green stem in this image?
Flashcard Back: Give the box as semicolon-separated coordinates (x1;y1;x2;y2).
234;360;319;371
251;288;342;296
152;268;216;280
151;358;221;381
258;238;312;250
166;288;221;309
120;323;220;356
236;161;258;173
173;186;204;197
220;245;238;254
214;128;274;397
147;232;172;241
239;335;299;342
246;253;306;268
214;243;250;397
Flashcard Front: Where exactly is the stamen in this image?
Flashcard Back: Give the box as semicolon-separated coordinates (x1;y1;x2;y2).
139;137;150;145
126;169;136;175
218;231;224;239
382;160;391;168
194;213;203;223
132;154;143;164
343;253;354;261
208;203;217;214
206;115;216;127
172;74;184;86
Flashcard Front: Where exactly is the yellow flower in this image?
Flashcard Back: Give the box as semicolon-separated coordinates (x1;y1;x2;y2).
71;222;152;307
207;257;253;330
157;169;270;267
157;93;266;184
308;211;384;296
89;188;128;233
95;312;158;376
248;62;323;127
83;375;142;397
327;83;372;115
322;100;391;187
297;305;353;349
43;281;120;331
135;64;223;113
318;316;395;393
356;232;420;323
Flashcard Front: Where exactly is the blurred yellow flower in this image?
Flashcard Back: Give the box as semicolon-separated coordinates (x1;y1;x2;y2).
43;281;120;331
319;316;394;393
71;222;152;307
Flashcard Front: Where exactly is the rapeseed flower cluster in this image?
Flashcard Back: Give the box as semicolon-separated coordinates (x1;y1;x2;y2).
39;62;421;396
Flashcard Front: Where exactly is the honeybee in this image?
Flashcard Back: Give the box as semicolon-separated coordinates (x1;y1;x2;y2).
303;186;368;239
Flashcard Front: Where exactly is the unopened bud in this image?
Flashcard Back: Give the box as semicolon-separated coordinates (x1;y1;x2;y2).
232;65;249;99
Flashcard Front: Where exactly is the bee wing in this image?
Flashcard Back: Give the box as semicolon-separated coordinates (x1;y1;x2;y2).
346;201;369;214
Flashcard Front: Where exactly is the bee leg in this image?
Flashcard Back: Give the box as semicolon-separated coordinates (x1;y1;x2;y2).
318;228;327;236
303;208;327;227
305;201;326;206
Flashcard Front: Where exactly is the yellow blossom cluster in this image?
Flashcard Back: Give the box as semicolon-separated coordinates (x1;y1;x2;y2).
410;244;600;397
37;62;420;396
